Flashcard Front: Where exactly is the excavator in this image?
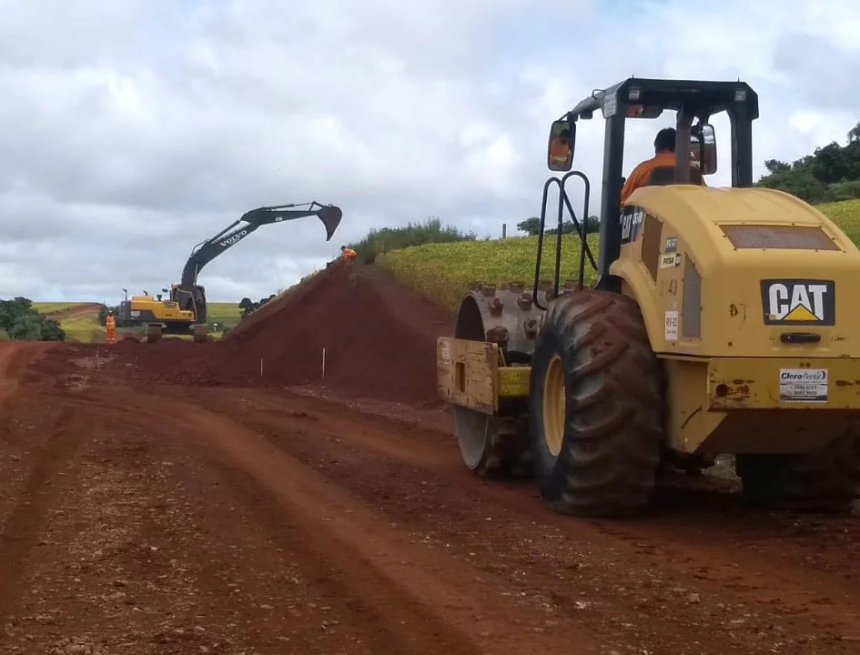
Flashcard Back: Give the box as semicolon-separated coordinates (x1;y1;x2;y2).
117;201;343;343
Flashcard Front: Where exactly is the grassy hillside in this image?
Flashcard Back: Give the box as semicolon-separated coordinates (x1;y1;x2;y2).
378;198;860;313
32;302;243;343
378;233;600;311
819;198;860;242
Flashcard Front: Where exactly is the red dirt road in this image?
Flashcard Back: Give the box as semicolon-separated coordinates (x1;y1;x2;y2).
2;267;860;654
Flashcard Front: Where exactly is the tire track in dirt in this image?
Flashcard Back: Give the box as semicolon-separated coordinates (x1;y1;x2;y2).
128;388;604;655
183;386;860;653
1;382;358;654
155;387;771;653
0;401;89;621
0;342;54;417
30;338;860;653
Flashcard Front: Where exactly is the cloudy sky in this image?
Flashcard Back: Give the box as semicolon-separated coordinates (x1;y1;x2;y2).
2;0;859;303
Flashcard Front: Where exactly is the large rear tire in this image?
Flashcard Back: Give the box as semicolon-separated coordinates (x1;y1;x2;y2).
736;431;860;513
528;290;665;517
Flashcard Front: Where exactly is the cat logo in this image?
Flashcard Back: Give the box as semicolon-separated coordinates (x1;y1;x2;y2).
620;207;645;244
761;279;835;326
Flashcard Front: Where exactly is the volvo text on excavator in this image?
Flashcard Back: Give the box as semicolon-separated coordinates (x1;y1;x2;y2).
118;201;342;343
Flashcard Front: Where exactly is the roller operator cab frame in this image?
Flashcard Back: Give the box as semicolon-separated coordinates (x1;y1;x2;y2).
437;77;860;517
117;201;343;344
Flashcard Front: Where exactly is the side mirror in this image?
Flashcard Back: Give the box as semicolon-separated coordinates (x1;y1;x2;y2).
547;119;575;172
691;123;717;175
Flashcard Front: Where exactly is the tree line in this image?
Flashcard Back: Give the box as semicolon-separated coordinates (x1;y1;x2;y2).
516;215;600;236
341;216;478;265
238;294;277;318
755;122;860;205
0;298;65;341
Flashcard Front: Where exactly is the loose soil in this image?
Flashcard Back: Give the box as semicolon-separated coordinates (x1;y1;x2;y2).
114;264;453;405
1;263;859;654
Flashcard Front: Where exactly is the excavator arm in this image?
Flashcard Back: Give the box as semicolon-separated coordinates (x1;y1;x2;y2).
179;201;342;289
168;200;342;325
120;200;342;344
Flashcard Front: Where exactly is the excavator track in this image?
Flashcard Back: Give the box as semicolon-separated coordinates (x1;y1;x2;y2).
146;324;163;344
193;325;209;343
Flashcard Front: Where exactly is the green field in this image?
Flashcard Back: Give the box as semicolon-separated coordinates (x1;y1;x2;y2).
31;302;87;314
378;198;860;312
32;302;243;343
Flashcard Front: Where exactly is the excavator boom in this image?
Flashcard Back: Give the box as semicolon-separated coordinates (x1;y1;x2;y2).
118;200;343;342
180;201;342;288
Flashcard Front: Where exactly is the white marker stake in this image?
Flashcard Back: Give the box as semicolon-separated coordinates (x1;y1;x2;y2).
322;348;326;378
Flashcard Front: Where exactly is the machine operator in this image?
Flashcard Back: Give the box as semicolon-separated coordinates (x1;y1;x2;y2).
621;127;707;204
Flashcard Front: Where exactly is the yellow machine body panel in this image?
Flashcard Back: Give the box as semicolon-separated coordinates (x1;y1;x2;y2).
129;296;195;322
436;185;860;456
613;185;860;358
611;185;860;453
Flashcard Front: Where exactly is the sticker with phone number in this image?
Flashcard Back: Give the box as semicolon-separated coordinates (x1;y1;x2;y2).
779;368;828;403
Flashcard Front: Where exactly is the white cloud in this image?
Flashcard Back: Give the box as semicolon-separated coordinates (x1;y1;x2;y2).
0;0;858;302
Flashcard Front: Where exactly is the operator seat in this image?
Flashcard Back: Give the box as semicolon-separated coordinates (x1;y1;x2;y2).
644;165;704;187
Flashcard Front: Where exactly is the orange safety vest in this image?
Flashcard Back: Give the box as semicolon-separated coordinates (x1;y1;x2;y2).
621;151;708;204
105;315;117;344
550;138;571;165
342;248;357;260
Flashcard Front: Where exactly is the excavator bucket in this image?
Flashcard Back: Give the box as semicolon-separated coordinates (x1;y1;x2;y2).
316;206;343;241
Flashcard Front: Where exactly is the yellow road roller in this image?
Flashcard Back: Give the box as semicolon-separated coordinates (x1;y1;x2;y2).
437;78;860;517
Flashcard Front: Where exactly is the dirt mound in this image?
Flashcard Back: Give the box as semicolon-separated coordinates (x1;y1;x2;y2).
112;263;456;405
223;269;326;341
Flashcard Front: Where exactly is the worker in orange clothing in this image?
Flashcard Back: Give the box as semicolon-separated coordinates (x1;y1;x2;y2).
621;127;706;205
549;128;572;168
340;245;357;262
105;309;117;345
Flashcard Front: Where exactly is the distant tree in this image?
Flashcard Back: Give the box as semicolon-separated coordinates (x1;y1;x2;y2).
0;297;65;342
756;121;860;204
40;318;65;341
522;214;599;237
517;217;542;235
239;297;255;318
